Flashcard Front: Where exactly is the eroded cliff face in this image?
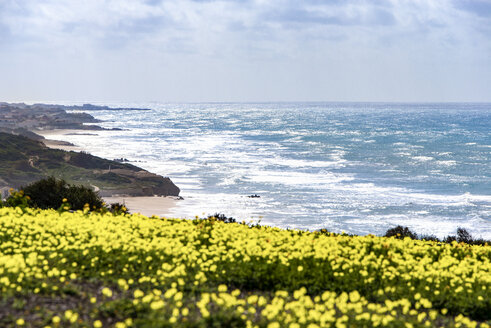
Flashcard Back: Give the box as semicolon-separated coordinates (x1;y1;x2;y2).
0;133;180;197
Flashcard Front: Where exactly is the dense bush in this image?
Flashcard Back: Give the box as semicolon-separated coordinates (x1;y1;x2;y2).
384;225;418;239
9;176;104;211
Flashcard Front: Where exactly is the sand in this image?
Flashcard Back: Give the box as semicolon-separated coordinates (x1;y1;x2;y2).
35;129;92;151
102;196;179;217
36;129;99;137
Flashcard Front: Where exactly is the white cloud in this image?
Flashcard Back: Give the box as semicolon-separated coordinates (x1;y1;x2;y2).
0;0;489;101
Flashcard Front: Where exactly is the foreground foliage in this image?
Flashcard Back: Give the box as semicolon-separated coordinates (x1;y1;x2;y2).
384;225;489;246
0;208;490;327
18;176;104;211
3;179;128;215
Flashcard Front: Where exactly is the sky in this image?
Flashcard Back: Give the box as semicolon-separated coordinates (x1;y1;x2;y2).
0;0;490;103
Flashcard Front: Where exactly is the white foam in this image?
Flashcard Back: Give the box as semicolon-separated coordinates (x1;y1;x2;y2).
264;157;346;168
435;160;457;166
413;156;434;162
248;170;354;186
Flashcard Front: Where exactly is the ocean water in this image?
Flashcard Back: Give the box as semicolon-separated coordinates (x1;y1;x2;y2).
49;102;490;239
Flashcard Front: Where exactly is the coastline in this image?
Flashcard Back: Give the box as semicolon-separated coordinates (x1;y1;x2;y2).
0;101;183;217
36;128;183;218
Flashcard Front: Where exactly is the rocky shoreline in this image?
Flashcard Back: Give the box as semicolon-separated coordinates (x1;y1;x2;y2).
0;102;141;138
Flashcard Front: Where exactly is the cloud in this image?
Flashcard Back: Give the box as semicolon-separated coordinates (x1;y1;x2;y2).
454;0;491;17
0;0;486;53
0;0;490;101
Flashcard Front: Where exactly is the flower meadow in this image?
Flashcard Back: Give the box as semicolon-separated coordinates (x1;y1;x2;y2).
0;207;490;327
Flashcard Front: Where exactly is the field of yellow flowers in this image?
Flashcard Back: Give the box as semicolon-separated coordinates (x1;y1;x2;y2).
0;207;490;327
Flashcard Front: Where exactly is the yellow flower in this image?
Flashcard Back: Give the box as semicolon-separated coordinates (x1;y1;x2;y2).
133;289;144;298
102;287;113;298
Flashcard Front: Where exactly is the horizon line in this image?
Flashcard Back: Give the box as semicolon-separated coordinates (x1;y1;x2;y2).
3;100;491;105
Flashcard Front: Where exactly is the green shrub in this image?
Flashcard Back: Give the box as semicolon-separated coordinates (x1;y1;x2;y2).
109;202;130;215
64;183;104;211
384;225;418;239
11;176;104;211
385;226;489;246
4;189;30;209
204;213;237;223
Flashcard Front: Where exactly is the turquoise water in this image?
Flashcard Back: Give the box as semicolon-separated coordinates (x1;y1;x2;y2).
60;102;491;238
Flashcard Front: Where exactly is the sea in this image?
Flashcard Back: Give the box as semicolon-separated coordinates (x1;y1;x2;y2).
47;102;491;239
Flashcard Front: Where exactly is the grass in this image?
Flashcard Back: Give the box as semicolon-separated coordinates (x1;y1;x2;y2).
0;207;490;327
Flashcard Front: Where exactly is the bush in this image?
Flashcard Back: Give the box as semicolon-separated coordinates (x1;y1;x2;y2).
11;176;104;211
419;234;440;242
457;227;473;243
444;228;488;246
65;184;104;211
204;213;237;223
109;202;129;215
4;189;30;209
384;226;489;246
384;225;417;239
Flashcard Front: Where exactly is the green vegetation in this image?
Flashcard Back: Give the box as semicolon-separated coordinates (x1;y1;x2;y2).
0;132;179;197
0;208;489;327
1;177;129;215
384;225;489;246
19;176;104;211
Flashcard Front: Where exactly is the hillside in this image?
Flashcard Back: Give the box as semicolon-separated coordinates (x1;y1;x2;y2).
0;132;179;197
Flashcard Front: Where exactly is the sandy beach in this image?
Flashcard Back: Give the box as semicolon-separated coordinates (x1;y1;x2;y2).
36;129;91;152
103;196;179;217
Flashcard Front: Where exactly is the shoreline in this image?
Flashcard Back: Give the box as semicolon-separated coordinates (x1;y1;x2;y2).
0;102;184;218
36;128;184;218
103;196;179;217
36;129;89;152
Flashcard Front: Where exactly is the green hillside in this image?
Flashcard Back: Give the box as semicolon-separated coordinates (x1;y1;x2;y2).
0;133;179;197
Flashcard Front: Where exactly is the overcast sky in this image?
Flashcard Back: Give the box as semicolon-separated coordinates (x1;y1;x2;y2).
0;0;490;102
